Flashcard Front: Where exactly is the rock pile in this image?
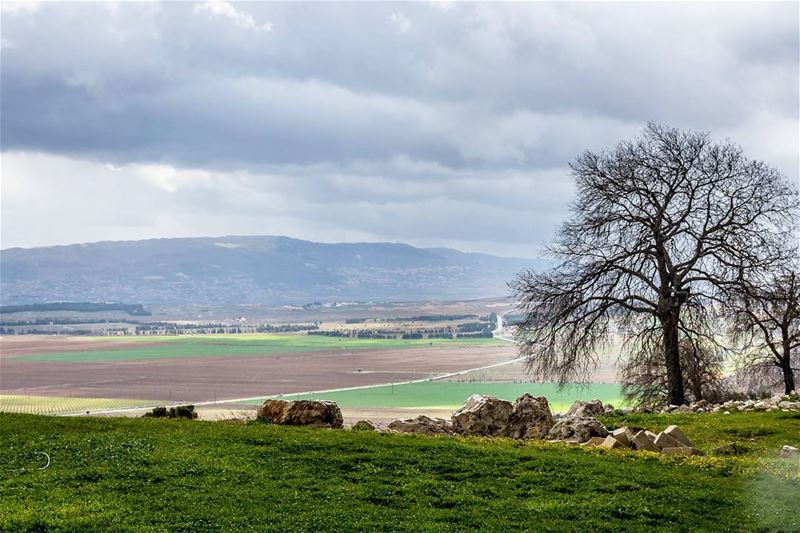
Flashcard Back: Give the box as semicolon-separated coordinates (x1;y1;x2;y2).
581;423;709;455
646;393;800;415
256;397;796;460
448;393;554;439
449;393;554;439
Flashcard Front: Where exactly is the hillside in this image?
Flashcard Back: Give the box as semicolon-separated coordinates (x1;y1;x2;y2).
0;236;544;305
1;412;797;531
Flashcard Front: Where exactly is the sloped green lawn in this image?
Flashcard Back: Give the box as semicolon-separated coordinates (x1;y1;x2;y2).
0;412;798;532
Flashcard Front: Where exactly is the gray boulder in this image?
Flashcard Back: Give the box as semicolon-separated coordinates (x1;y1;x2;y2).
611;427;633;447
779;445;799;458
565;399;605;418
351;420;378;431
631;430;660;452
452;394;513;436
258;399;343;428
507;394;554;439
654;431;681;450
663;425;693;447
599;435;627;449
547;416;609;443
388;415;453;436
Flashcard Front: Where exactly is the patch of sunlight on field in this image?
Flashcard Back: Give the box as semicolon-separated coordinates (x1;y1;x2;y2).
0;395;155;415
246;381;625;413
18;334;506;363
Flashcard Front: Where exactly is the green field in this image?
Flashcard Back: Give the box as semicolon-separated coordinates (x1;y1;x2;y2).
264;381;624;412
1;411;798;531
0;395;155;416
14;334;506;363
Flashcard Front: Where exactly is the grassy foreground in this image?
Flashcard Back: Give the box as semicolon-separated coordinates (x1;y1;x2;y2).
1;412;798;532
14;334;504;363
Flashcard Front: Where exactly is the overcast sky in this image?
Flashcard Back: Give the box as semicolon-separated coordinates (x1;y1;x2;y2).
1;1;797;257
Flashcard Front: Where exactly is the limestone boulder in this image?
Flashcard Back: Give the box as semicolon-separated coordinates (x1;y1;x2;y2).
565;399;604;418
258;399;343;428
452;394;513;436
351;420;378;431
546;416;609;443
599;435;627;449
611;427;633;448
507;394;554;439
654;431;681;450
388;415;453;436
631;430;660;452
664;425;693;447
582;436;607;446
779;445;799;458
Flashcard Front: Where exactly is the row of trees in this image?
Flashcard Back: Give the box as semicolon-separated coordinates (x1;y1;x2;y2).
512;124;798;406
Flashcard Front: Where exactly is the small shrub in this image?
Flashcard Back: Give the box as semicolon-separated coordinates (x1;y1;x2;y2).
143;406;169;418
142;405;197;419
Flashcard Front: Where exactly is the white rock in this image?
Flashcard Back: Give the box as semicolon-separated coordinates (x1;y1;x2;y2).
779;445;799;458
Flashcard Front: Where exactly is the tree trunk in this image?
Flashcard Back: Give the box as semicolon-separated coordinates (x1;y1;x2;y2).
781;351;796;395
661;311;686;405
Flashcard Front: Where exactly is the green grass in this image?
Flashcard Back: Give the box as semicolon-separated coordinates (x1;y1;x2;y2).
14;334;505;363
264;382;624;412
0;412;797;532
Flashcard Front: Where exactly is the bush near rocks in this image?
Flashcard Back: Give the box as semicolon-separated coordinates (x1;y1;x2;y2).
142;405;198;419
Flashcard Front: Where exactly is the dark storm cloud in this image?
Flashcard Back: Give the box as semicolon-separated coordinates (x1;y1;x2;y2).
1;1;797;255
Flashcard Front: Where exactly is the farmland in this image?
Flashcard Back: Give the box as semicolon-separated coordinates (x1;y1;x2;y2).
1;332;523;417
1;315;628;421
4;334;504;363
0;395;155;416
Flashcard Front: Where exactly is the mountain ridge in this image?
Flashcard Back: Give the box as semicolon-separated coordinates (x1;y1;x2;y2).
0;235;545;305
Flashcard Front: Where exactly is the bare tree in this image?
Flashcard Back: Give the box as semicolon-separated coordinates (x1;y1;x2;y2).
511;123;798;406
621;337;723;407
728;266;799;394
